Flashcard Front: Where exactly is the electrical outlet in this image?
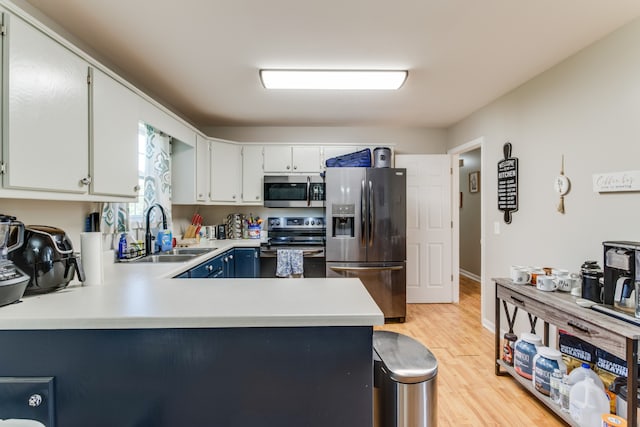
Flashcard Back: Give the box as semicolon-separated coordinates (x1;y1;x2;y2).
494;221;501;235
0;377;54;426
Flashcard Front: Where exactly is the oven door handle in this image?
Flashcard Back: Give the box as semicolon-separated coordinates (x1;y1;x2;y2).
261;249;325;257
329;265;404;272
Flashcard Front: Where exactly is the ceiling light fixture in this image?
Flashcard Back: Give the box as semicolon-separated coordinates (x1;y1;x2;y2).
259;69;408;90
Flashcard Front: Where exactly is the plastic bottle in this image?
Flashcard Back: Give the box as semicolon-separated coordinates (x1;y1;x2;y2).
567;362;605;390
118;233;128;259
560;374;571;412
569;377;610;427
550;368;562;404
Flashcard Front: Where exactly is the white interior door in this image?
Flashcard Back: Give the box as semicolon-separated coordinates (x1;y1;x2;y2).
396;155;453;303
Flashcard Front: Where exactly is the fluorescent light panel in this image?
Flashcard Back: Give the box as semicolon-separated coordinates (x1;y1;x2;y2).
260;69;408;90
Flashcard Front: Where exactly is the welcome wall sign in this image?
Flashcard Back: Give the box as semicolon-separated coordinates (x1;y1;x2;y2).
497;142;519;224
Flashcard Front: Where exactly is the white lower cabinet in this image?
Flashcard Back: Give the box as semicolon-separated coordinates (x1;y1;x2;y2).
4;13;89;193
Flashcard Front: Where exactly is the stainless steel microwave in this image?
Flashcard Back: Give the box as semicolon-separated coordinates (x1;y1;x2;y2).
263;175;325;207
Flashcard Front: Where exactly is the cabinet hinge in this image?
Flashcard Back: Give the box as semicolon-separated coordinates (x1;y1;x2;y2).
0;25;6;37
451;221;453;229
450;167;453;175
0;162;5;175
87;73;92;85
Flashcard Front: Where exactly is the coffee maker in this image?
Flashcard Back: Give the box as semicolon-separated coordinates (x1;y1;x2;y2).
603;241;640;317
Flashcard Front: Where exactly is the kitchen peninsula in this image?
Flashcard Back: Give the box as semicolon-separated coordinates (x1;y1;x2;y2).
0;241;383;427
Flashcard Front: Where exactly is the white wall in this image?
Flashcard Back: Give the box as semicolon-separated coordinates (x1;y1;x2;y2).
204;126;447;154
1;199;98;250
447;17;640;330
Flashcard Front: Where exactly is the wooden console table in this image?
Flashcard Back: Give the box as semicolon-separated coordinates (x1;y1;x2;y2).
494;278;639;426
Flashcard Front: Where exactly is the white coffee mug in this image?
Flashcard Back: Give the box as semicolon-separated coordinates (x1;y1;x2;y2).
531;269;547;285
555;274;579;292
511;268;531;285
536;276;557;292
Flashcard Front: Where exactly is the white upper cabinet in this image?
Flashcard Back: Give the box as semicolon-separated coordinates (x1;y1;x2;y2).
210;140;241;203
263;145;321;173
5;14;89;193
195;136;210;202
242;145;263;203
90;68;139;197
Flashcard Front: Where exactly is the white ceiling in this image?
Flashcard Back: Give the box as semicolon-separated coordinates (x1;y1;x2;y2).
18;0;640;129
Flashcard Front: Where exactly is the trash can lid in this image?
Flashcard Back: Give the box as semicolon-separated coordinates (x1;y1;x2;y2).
373;331;438;384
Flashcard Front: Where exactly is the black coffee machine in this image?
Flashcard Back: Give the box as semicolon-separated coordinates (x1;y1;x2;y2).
602;241;640;316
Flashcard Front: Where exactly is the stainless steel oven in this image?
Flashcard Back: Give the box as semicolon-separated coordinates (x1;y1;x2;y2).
263;175;325;208
259;217;326;278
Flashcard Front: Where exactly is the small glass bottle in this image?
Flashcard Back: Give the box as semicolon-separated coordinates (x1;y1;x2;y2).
559;374;571;412
549;368;562;404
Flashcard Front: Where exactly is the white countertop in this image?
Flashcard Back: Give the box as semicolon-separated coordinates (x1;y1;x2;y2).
0;239;384;330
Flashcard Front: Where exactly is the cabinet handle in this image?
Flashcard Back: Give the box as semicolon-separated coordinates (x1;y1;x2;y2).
567;320;592;335
206;265;213;272
80;176;92;186
293;165;297;170
286;165;290;170
134;185;140;192
256;196;260;200
232;195;236;199
510;296;525;306
229;255;233;260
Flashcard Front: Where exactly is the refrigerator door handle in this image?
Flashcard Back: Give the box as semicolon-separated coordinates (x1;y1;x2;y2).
361;179;366;247
329;265;404;272
368;180;374;247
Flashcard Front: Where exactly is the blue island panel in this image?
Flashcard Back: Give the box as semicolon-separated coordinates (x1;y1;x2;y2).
0;326;372;427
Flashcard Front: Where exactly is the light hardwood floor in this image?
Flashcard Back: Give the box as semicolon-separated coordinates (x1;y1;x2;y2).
376;276;566;426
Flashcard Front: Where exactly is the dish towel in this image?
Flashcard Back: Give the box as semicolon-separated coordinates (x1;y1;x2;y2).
276;249;304;278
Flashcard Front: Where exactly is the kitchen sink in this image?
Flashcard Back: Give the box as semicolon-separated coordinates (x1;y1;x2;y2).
164;248;215;255
128;254;198;263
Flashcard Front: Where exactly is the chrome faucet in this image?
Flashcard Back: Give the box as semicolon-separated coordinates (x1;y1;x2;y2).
145;203;168;256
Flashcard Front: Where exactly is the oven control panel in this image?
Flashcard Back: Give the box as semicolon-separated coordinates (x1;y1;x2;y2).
267;217;325;230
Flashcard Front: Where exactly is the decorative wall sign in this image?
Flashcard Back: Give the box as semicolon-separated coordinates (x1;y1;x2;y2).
497;142;519;224
592;170;640;192
469;171;480;193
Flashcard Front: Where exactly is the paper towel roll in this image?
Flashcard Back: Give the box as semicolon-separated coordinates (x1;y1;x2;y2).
80;232;103;285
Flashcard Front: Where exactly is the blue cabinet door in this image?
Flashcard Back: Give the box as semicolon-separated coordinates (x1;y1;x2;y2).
234;248;260;278
179;248;260;279
190;255;224;278
222;249;235;278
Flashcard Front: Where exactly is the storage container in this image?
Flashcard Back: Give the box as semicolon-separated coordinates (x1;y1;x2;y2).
569;377;610;427
514;333;542;380
373;147;391;168
533;346;567;395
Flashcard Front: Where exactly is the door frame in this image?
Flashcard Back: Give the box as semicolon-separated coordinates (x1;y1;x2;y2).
448;137;485;322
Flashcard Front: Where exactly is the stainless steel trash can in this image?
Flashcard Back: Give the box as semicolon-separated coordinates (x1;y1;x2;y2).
373;331;438;427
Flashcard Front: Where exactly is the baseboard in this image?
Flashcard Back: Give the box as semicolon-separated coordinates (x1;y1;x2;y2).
460;269;481;282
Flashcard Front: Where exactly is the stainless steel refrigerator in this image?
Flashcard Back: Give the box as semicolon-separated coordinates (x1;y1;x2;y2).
325;167;406;322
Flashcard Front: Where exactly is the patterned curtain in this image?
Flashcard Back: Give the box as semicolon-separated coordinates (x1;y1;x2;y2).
100;203;129;234
143;124;172;229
